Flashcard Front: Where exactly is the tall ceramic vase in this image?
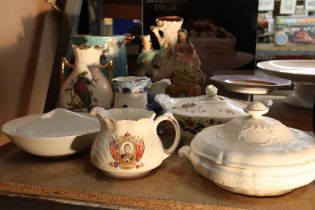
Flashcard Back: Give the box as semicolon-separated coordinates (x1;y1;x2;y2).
150;16;183;48
59;45;113;112
71;35;131;78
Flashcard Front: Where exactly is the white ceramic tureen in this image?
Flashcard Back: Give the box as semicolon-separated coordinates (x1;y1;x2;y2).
179;101;315;196
154;85;247;139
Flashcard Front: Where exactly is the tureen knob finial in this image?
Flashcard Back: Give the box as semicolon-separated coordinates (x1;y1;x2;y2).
244;101;269;118
206;85;218;97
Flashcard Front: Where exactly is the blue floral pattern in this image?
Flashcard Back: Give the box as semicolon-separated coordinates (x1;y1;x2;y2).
177;117;222;135
113;77;151;94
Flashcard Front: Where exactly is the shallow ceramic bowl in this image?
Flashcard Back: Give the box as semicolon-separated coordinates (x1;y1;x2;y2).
1;108;100;157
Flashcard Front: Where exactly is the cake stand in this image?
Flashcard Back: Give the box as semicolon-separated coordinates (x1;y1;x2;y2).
257;60;315;109
210;74;291;95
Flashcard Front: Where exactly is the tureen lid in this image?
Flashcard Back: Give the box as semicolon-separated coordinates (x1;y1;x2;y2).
154;85;247;119
191;101;315;167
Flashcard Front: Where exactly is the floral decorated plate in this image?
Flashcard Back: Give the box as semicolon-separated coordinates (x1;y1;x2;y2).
154;85;248;139
210;74;291;94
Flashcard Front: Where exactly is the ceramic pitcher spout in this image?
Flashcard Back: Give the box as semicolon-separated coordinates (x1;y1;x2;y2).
178;145;192;160
90;107;105;124
148;79;171;96
90;107;115;130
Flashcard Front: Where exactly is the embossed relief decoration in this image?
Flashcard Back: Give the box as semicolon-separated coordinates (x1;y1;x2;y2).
109;132;145;169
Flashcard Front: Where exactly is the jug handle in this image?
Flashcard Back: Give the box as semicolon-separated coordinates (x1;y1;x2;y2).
99;58;114;87
153;112;181;159
60;57;75;86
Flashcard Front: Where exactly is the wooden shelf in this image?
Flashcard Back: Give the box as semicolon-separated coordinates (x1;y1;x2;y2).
0;96;314;209
256;43;315;60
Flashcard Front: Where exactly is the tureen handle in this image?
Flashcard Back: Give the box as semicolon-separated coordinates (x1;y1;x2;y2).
262;99;273;108
178;145;192;160
154;94;173;110
244;101;271;118
60;57;75;86
205;85;218;97
153;112;181;160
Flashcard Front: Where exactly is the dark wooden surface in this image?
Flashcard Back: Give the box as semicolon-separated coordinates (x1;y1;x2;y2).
256;95;313;132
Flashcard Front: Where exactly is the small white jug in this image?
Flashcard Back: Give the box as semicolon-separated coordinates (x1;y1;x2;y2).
90;107;181;179
112;76;151;109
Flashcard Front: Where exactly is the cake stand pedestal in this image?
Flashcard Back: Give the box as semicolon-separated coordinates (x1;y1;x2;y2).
283;83;315;109
257;60;315;109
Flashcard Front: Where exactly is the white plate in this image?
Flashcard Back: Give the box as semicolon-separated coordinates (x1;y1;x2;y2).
1;108;100;157
257;60;315;84
210;74;291;94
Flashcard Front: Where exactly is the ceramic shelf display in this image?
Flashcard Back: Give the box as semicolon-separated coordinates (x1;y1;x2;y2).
179;101;315;196
135;16;204;97
59;44;113;112
90;107;180;179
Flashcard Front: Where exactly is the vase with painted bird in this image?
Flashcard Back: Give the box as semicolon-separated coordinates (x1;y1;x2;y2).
59;44;113;112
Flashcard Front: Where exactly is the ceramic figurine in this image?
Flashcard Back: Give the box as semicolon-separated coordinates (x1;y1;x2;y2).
137;16;204;96
148;16;184;82
90;107;181;179
166;28;203;97
135;35;159;78
150;16;184;48
59;45;113;112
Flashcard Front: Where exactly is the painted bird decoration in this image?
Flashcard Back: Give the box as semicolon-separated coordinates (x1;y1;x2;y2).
72;71;95;111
